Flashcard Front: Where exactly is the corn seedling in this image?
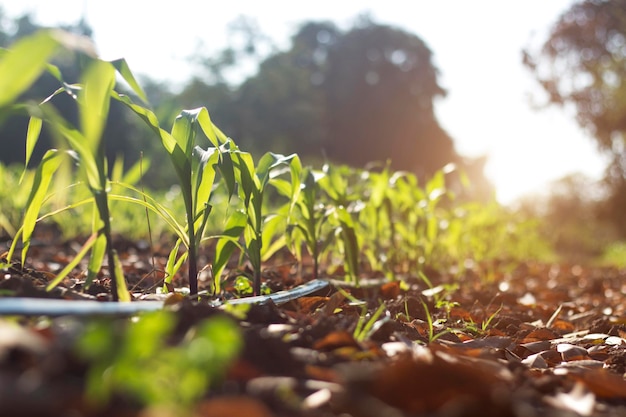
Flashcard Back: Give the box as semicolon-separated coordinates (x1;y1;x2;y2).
7;50;148;301
217;151;301;296
317;164;362;283
419;298;453;344
354;302;387;342
114;91;231;296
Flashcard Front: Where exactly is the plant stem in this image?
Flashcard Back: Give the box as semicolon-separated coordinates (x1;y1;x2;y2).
98;196;119;302
188;238;198;296
106;243;119;302
253;268;261;297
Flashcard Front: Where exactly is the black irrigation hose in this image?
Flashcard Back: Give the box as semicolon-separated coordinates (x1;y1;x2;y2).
0;279;329;316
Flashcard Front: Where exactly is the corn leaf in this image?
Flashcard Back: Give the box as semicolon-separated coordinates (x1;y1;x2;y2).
78;60;115;159
86;231;107;287
110;58;148;104
46;232;99;290
0;30;59;108
15;149;64;263
212;210;246;293
164;239;188;288
193;145;219;216
195;106;229;148
22;117;43;182
111;249;131;302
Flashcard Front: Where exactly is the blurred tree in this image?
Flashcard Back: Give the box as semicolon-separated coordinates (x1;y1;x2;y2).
517;173;615;260
210;17;479;184
0;10;154;184
322;17;455;176
524;0;626;233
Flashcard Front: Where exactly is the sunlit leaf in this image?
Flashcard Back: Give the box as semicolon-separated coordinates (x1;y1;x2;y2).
110;58;148;104
0;30;60;108
22;117;43;182
16;149;64;263
211;210;247;293
46;232;99;291
86;231;107;288
111;249;131;302
78;60;116;158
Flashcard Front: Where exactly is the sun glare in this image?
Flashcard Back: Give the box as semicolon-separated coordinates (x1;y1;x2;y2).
483;115;607;206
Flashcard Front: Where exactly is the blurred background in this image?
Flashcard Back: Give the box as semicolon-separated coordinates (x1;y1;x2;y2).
1;0;625;262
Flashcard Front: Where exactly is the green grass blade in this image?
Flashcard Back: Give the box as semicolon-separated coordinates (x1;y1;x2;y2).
108;191;187;246
46;232;98;290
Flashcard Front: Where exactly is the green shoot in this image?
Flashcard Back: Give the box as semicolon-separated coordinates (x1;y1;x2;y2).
354;302;387;342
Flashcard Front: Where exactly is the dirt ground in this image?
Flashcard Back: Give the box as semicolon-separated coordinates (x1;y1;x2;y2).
2;234;626;417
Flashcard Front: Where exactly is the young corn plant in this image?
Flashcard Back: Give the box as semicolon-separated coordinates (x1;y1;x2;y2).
0;30;83;269
214;151;301;296
317;164;361;284
8;55;149;301
278;167;328;279
358;164;412;278
114;92;231;296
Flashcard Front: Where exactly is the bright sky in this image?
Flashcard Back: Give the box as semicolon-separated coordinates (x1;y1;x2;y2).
1;0;609;204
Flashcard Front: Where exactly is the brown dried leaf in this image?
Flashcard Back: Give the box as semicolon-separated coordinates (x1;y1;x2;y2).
521;327;559;343
196;395;273;417
572;369;626;399
367;352;510;414
380;281;401;299
313;331;359;351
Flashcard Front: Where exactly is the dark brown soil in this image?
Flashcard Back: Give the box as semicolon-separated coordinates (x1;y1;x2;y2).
2;233;626;417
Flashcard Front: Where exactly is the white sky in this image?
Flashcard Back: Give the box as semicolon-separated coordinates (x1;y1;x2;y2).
1;0;609;204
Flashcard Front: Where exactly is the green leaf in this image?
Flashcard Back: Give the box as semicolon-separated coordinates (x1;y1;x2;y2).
78;60;116;157
212;210;246;293
335;206;360;284
46;232;99;291
19;149;64;263
111;249;131;302
261;213;286;261
22;117;43;182
171;109;198;159
108;191;187;245
110;58;149;104
0;30;60;108
232;151;257;207
113;93;191;200
195;107;229;148
193;145;219;216
86;231;107;287
164;239;188;288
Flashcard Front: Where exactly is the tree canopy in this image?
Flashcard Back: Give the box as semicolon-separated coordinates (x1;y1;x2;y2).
216;17;462;179
0;11;492;198
524;0;626;233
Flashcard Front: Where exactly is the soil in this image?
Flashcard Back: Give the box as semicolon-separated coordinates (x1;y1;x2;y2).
2;231;626;417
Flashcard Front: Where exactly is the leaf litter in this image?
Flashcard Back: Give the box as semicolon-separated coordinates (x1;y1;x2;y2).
2;235;626;416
